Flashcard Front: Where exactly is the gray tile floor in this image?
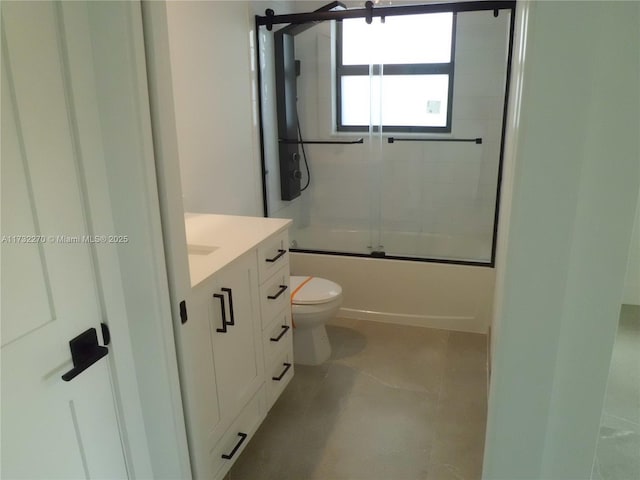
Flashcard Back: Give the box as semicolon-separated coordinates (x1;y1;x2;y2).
229;318;488;480
592;305;640;480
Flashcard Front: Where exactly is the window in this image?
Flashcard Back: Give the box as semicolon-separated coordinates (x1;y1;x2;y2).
336;12;456;133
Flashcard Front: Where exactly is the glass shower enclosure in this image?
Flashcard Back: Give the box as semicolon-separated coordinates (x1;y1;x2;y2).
256;1;515;265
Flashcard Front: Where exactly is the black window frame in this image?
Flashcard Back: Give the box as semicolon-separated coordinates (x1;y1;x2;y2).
335;12;457;134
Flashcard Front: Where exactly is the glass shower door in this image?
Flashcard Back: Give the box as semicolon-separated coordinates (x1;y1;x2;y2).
261;18;376;256
376;9;511;263
366;62;384;257
338;15;389;257
259;5;513;264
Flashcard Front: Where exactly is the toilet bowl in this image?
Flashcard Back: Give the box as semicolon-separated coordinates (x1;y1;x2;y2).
290;276;342;366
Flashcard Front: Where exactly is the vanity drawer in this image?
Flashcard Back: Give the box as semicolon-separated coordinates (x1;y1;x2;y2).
263;309;292;367
257;230;289;283
266;348;294;411
259;267;290;325
210;388;265;480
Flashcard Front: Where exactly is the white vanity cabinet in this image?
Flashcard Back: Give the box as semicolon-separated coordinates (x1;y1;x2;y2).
174;215;293;480
197;253;262;432
185;252;263;479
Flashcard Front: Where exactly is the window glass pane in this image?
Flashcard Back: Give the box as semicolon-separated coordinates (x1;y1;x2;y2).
342;12;453;66
341;74;448;128
380;74;449;127
341;76;374;126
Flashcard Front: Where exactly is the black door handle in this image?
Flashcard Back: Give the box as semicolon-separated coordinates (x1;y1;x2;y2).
221;432;248;460
213;293;227;333
270;325;290;342
265;249;286;263
61;328;108;382
267;284;288;300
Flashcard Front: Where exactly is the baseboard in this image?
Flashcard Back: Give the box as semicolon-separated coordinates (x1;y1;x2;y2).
338;307;487;334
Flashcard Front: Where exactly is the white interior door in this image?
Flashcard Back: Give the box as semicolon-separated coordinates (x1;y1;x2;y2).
1;2;131;478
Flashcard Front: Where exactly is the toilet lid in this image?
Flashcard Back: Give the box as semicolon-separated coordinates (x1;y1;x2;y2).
290;276;342;305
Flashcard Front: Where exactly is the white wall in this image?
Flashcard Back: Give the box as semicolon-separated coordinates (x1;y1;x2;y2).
484;2;640;479
89;2;192;478
164;1;263;216
623;197;640;305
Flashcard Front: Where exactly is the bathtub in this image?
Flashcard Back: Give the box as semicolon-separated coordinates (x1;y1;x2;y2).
290;251;495;334
289;225;494;263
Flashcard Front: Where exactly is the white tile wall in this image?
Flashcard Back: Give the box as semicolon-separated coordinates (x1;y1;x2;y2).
260;6;511;262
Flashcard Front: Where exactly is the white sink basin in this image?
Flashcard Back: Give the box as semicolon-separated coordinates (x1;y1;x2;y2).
187;244;219;256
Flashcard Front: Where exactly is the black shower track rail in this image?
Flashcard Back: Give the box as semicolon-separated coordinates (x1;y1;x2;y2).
279;137;480;144
257;0;516;30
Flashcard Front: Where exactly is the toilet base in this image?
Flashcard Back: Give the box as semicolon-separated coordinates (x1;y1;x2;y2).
293;325;331;366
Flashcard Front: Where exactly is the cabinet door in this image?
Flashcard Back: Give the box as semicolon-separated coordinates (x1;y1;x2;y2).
208;254;263;422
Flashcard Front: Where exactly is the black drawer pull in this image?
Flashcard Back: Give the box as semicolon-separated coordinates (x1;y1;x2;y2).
265;249;286;263
270;325;290;342
213;293;227;333
221;288;234;326
221;432;248;460
267;284;288;300
272;362;292;381
61;328;108;382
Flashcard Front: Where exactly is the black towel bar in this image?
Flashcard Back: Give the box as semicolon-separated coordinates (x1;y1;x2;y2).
279;138;364;145
387;137;482;144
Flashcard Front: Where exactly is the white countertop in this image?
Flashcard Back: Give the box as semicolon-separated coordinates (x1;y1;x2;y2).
184;213;292;287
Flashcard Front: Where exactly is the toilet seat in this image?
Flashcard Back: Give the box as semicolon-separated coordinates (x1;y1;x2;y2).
290;276;342;305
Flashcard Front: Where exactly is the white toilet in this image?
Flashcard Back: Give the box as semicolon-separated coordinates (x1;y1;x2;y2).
290;276;343;366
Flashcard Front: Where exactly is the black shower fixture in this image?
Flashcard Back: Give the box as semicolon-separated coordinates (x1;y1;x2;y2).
272;1;347;201
263;0;513;202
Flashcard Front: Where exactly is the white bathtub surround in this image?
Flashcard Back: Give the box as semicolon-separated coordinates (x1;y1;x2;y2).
291;252;494;334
